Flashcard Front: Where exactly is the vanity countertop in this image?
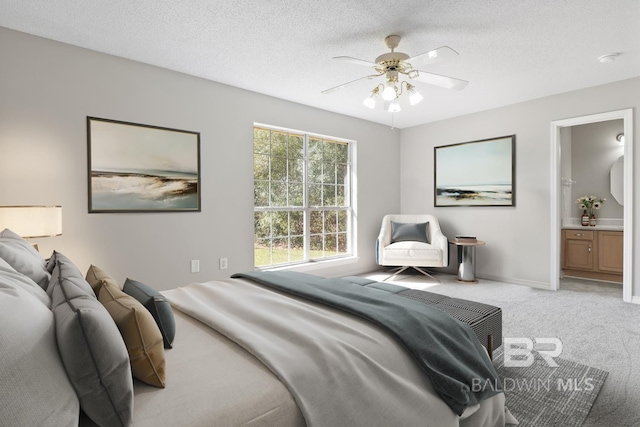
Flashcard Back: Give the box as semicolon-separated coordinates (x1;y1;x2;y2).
562;225;624;231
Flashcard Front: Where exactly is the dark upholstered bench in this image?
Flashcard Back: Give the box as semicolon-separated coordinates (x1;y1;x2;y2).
397;289;502;359
341;277;503;359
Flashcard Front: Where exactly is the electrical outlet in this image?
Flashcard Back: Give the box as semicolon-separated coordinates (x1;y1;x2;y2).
219;257;228;270
190;260;200;273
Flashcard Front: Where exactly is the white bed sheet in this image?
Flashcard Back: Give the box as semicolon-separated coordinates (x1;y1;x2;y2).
164;278;512;427
80;308;304;427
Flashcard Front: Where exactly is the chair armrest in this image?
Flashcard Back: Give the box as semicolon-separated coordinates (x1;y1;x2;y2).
431;229;449;266
376;219;393;265
377;220;391;247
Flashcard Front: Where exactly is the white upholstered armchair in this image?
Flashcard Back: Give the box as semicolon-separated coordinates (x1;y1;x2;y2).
376;214;448;280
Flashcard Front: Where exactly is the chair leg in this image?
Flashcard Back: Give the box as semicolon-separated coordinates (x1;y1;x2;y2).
383;266;410;281
383;266;440;282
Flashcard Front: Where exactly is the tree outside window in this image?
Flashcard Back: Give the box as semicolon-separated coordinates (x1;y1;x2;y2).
254;126;353;267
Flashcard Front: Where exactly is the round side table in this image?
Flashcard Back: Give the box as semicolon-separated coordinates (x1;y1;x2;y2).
449;240;486;283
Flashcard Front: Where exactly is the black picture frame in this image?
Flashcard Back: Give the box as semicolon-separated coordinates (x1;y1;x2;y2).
87;117;201;213
434;135;515;207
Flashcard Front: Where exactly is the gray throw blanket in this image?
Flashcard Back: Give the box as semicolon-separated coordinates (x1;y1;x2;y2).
232;271;502;416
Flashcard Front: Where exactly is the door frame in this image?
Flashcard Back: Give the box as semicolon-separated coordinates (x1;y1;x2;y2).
550;108;633;302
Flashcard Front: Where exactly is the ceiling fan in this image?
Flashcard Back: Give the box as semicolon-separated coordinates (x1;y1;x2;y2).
322;35;468;112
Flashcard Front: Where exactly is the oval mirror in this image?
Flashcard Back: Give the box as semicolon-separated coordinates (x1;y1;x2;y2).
610;155;624;205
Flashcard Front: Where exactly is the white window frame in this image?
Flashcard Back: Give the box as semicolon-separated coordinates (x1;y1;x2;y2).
253;123;356;269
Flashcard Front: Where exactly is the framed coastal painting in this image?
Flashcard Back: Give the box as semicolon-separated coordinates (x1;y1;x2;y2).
434;135;515;207
87;117;201;213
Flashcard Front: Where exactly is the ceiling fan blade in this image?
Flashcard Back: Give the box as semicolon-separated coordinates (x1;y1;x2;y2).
321;73;382;94
410;70;468;90
406;46;459;66
333;56;379;68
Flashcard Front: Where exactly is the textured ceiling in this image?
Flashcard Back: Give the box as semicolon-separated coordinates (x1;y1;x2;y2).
1;1;639;128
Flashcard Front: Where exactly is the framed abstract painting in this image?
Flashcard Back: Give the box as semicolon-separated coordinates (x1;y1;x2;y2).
87;117;201;213
434;135;515;207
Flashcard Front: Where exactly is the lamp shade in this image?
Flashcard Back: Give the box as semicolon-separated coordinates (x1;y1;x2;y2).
362;94;376;109
388;99;402;113
409;88;424;106
0;206;62;238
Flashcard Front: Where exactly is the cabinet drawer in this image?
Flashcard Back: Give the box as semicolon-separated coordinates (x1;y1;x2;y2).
564;229;594;240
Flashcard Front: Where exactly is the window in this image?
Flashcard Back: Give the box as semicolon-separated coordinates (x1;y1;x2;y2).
254;125;353;268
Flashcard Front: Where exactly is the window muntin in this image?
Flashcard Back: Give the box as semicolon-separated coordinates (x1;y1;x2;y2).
254;126;352;268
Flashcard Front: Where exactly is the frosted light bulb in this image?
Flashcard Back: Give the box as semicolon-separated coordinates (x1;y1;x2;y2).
381;85;396;101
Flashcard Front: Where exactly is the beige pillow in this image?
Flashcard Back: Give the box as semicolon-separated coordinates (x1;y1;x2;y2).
86;264;113;296
87;265;166;388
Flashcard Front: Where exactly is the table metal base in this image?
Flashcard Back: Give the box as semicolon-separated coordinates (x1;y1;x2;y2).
456;245;478;283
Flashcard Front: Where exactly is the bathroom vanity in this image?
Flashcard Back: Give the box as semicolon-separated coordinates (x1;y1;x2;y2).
562;226;623;283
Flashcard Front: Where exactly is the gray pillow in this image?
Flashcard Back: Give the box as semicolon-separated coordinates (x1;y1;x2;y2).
49;257;134;427
0;228;50;290
0;256;51;307
390;221;430;244
0;279;79;426
124;278;176;349
46;251;94;297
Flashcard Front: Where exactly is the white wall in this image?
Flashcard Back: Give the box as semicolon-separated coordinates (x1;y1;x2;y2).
570;120;624;219
560;127;572;221
0;27;400;290
400;77;640;296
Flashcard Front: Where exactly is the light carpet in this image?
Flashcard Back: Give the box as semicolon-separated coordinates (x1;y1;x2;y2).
493;347;607;426
362;270;640;427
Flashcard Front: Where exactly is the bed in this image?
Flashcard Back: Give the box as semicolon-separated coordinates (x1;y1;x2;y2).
0;228;516;427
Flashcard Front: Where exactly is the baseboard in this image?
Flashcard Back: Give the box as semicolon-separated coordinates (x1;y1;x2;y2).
478;273;551;290
562;269;623;283
632;296;640;305
269;256;360;275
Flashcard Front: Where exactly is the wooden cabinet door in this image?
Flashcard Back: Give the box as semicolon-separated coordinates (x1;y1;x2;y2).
565;239;594;270
598;231;623;273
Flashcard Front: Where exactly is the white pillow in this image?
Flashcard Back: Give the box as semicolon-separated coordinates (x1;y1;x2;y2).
0;282;79;426
0;257;51;307
0;228;50;290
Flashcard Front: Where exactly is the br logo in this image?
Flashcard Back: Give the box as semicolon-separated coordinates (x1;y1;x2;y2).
503;338;562;368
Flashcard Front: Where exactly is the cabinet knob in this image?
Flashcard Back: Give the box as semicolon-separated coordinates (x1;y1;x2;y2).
575;233;583;237
588;246;592;252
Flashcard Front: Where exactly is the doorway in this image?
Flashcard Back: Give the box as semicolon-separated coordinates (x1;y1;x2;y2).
550;109;633;302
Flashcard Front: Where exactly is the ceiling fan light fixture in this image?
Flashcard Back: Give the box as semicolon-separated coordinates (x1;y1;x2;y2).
381;84;397;101
388;99;401;113
408;87;423;105
363;86;379;109
323;35;468;115
363;94;376;109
